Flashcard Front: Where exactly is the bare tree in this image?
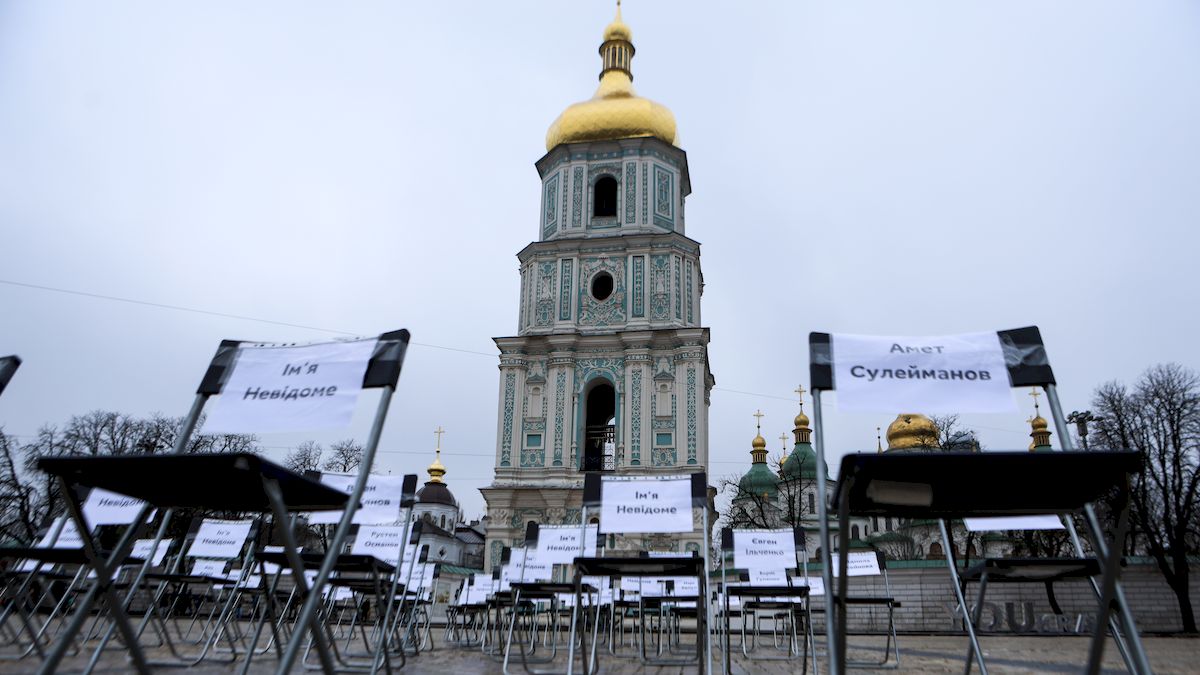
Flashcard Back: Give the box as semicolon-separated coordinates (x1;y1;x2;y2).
322;439;365;474
718;473;780;530
1091;363;1200;633
284;441;323;474
5;410;260;543
927;414;980;451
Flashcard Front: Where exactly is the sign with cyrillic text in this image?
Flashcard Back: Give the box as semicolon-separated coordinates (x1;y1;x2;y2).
350;525;403;563
599;476;693;534
829;551;881;577
964;515;1064;532
83;488;147;526
733;529;794;571
535;525;598;564
188;520;252;559
795;575;825;597
132;539;171;566
191;559;230;579
307;473;405;525
202;338;376;434
833;332;1015;413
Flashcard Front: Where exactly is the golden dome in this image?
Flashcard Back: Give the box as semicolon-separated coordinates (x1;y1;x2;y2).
751;433;766;450
427;448;447;484
885;413;941;451
1030;415;1048;431
544;6;677;151
794;410;810;429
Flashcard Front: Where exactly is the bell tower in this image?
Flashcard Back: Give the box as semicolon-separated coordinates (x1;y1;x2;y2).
481;6;714;566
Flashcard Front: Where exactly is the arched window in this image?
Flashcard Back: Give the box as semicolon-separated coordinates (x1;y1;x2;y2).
885;517;892;531
593;176;617;217
807;492;815;514
440;514;446;529
872;516;879;532
927;541;943;560
851;525;860;540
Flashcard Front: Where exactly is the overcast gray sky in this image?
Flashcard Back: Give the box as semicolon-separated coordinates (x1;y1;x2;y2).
2;1;1198;520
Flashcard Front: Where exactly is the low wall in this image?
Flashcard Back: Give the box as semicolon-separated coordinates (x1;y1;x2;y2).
805;560;1198;634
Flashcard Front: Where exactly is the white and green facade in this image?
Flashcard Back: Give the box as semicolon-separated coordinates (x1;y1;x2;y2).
481;136;715;568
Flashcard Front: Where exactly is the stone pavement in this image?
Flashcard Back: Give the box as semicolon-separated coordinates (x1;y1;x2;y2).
3;632;1195;674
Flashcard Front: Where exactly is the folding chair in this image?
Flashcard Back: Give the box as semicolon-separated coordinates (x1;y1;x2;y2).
825;549;900;669
717;526;810;675
568;472;713;675
955;514;1138;673
29;330;409;675
502;521;601;675
808;326;1153;675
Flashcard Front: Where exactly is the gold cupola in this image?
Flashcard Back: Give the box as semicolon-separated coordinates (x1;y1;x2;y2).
792;386;812;445
428;430;448;484
885;413;941;451
1028;389;1052;451
544;2;678;151
750;409;768;463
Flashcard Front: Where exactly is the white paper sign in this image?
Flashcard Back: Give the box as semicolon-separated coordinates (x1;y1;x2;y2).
83;488;147;526
964;515;1064;532
832;332;1015;413
350;525;403;563
131;539;171;566
733;529;794;571
203;338;376;434
307;473;405;525
188;520;252;559
191;559;229;579
795;575;825;597
51;518;83;549
829;551;881;577
748;568;788;585
599;477;693;534
535;525;598;564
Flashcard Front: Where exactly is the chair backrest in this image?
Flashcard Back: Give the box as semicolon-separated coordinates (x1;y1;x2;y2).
583;472;707;537
829;550;884;578
307;471;413;525
186;518;256;561
963;514;1065;533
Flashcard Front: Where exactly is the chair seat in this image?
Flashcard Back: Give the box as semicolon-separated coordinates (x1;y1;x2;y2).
510;581;596;598
0;547;146;567
962;557;1101;582
573;555;704;577
36;453;349;513
257;551;397;575
832;451;1141;517
725;585;809;599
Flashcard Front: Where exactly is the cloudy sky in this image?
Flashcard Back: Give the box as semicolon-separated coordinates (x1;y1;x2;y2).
1;1;1197;519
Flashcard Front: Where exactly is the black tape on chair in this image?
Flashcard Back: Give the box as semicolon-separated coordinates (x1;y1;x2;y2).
409;521;423;544
197;340;242;395
362;329;411;389
691;472;708;507
500;546;512;565
582;473;602;507
793;526;807;551
720;527;733;552
492;566;501;580
418;544;429;564
596;527;606;551
0;356;21;397
997;326;1056;387
524;521;539;548
401;474;418;508
809;332;833;391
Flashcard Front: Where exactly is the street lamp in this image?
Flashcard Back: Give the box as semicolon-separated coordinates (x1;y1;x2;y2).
1066;410;1103;450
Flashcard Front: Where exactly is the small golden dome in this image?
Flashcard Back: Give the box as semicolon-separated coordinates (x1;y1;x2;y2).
885;413;941;451
427;449;447;484
752;433;766;450
1030;415;1048;431
544;6;677;151
794;411;810;429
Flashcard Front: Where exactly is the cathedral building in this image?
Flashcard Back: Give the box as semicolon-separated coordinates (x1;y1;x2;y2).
480;7;715;566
